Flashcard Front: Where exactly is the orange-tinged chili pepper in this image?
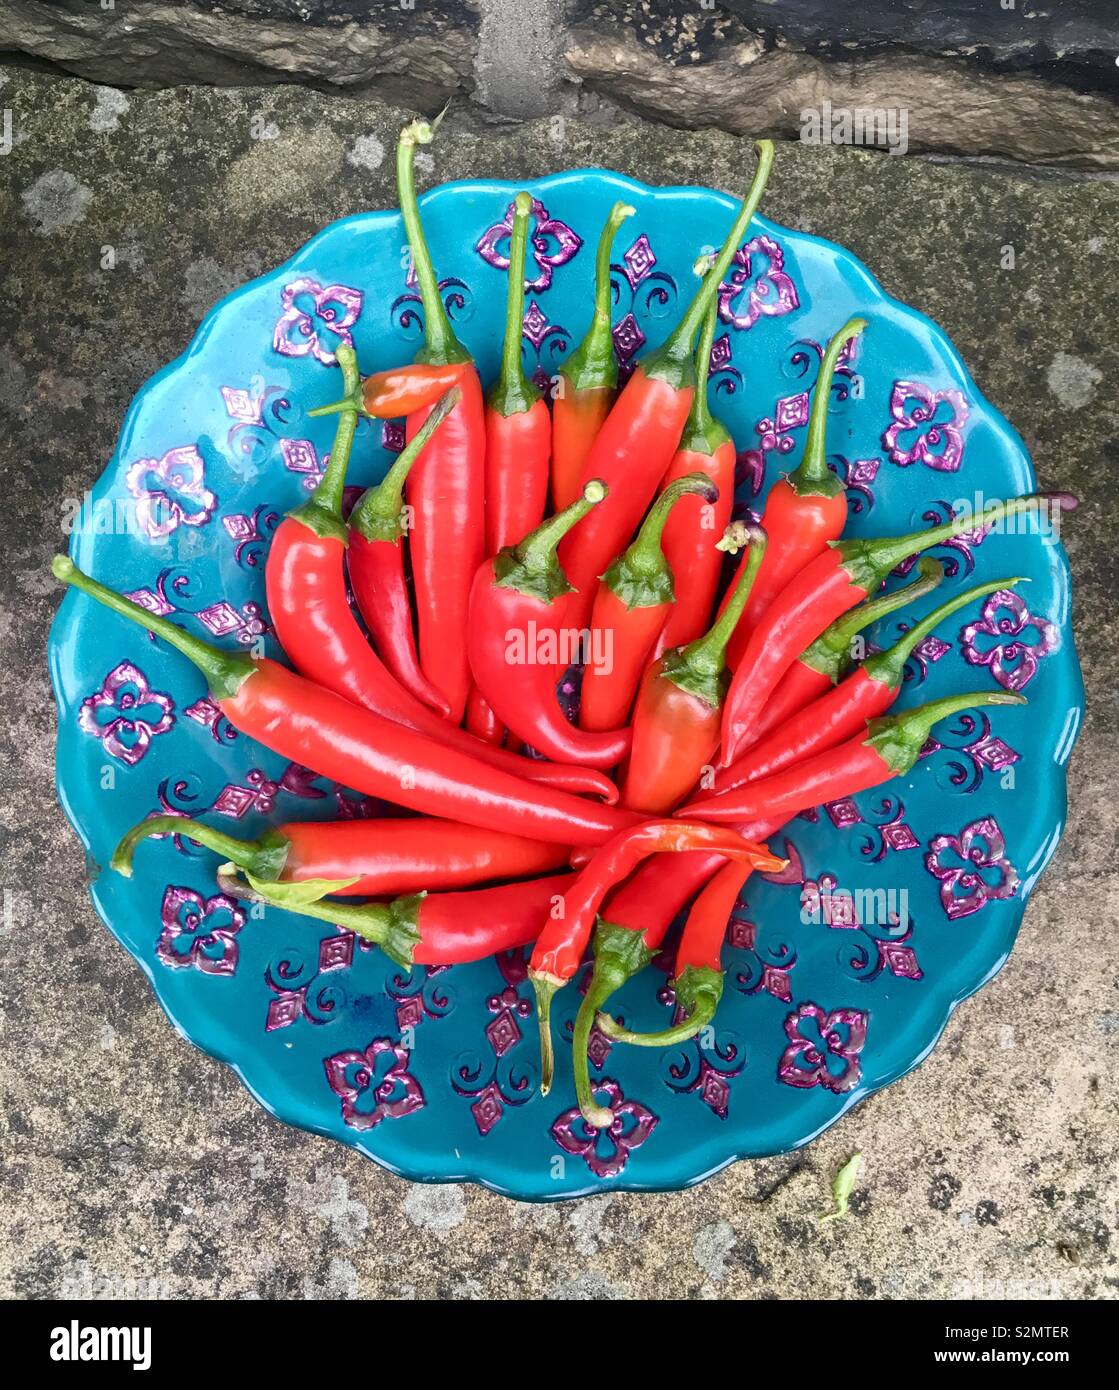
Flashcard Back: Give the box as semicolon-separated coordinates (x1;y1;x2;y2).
551;201;635;512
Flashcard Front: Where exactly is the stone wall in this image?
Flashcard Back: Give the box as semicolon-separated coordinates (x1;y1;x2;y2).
1;0;1117;167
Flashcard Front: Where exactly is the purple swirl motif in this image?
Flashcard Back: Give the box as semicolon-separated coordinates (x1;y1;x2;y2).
727;909;797;1003
323;1039;425;1132
717;234;799;331
78;661;174;765
451;983;536;1136
919;710;1021;794
960;589;1059;692
801;874;923;983
387;964;453;1032
125;445;216;539
883;381;970;471
608;232;680;380
833;455;881;515
519;300;572;394
551;1080;658;1179
475;197;582;292
777;1003;868;1094
925;816;1019;921
653;980;746;1120
273;277;363;365
265;936;353;1031
222;504;280;568
156;885;244;976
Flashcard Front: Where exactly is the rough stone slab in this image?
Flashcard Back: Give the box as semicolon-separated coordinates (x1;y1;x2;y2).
0;68;1115;1300
566;8;1119;170
0;0;478;105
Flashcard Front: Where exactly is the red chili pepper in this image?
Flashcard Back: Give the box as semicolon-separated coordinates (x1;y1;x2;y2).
749;556;944;745
221;867;577;968
557;142;775;626
551;201;634;513
485;191;552;554
528;819;785;1094
580;472;718;732
464;687;505;744
719;491;1070;765
309;360;464;421
347;386;461;718
683;690;1025;826
112;813;571;897
264;362;611;795
397;117;486;722
621;523;766;813
52;557;643;846
655;294;737;653
594;858;750;1061
468;482;632;769
716;574;1024;794
723;316;867;670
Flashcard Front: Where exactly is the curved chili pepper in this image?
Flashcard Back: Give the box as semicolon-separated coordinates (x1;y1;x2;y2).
264;366;612;794
309;360;464;421
684;690;1025;825
397;117;486;722
52;557;642;846
486;191;551;554
656;293;736;652
581;472;718;732
551;201;634;513
528;819;785;1095
595;858;750;1057
749;556;944;745
719;491;1073;765
557;142;776;626
347;386;461;718
112;813;570;896
465;687;504;744
468;482;632;769
723;316;867;670
621;523;766;814
717;574;1025;794
220;867;576;968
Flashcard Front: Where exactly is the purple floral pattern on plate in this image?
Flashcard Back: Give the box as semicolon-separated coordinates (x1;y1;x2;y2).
717;234;799;331
552;1080;658;1178
125;445;216;539
960;589;1059;691
925;816;1019;920
273;277;363;365
323;1039;425;1131
778;1003;868;1094
883;381;970;471
156;885;245;975
475;198;582;291
78;662;175;765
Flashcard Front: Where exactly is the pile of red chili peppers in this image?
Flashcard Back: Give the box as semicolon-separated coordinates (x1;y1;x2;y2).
53;124;1075;1133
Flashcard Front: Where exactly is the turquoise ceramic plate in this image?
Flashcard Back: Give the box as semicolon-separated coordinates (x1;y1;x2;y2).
49;170;1083;1199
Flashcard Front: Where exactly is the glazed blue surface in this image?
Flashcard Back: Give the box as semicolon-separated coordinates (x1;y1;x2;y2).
49;170;1083;1199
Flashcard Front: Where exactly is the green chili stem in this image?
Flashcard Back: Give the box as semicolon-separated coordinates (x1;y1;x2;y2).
789;317;868;496
862;575;1026;690
490;193;539;417
349;386;461;543
561;201;635;394
397;119;470;366
648;140;774;376
867;690;1026;776
52;555;254;700
681;524;767;679
615;472;717;580
111;816;288;880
